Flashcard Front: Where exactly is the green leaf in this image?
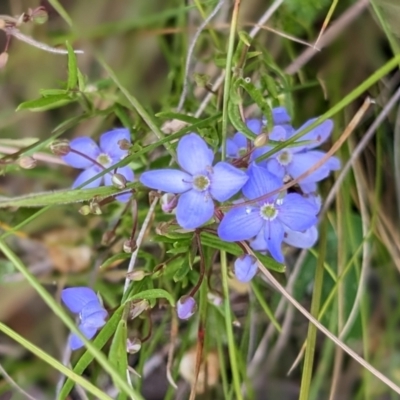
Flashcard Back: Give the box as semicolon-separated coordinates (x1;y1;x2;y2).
0;183;138;208
227;96;256;140
109;318;128;399
66;41;78;90
200;232;285;273
47;0;73;26
16;94;73;112
125;289;175;307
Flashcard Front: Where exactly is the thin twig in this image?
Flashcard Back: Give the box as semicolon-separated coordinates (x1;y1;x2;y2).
0;362;38;400
177;0;225;111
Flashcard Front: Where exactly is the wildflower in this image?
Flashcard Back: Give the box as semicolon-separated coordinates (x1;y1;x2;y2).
177;295;197;319
234;255;258;282
61;287;108;350
218;163;319;263
62;128;134;202
140;133;248;229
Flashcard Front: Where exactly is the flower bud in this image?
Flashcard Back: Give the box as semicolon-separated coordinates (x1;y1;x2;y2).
18;156;37;169
79;205;91;215
123;239;136;253
254;133;268;148
118;139;131;151
111;173;127;189
0;52;9;69
126;338;141;354
32;7;48;24
234;255;257;283
50;139;70;156
129;299;149;319
177;295;197;320
126;269;147;281
89;201;102;215
160;193;177;213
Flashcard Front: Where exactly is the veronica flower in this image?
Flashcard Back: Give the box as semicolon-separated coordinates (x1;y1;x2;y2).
218;163;319;263
176;295;197;319
61;287;108;350
62;128;134;202
234;255;258;282
140;133;248;229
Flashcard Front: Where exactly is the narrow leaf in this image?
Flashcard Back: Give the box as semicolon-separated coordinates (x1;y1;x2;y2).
66;41;78;90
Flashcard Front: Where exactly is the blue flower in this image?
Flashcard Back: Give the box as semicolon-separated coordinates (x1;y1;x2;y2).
218;163;319;263
140;133;248;229
62;128;134;202
254;111;340;193
61;287;108;350
176;295;197;319
234;255;258;282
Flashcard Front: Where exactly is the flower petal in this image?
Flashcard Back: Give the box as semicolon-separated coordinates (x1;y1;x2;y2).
210;162;248;202
69;323;98;351
61;287;99;314
250;229;268;251
263;219;285;263
177;133;214;174
246;118;263;135
266;158;285;179
72;166;103;189
62;137;100;168
140;169;192;193
218;205;263;241
176;296;197;319
272;107;291;125
234;255;258;282
99;128;131;159
242;163;282;201
176;190;214;229
287;151;335;184
269;125;287;141
80;300;108;328
284;225;318;249
279;193;318;231
291;118;333;150
226;137;240;158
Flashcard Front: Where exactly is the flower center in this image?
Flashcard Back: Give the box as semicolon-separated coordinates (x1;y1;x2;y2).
238;147;247;157
97;153;111;167
277;150;292;166
192;174;211;192
260;203;278;221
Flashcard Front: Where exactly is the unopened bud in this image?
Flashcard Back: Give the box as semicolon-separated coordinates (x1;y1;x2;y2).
126;269;147;281
129;300;149;320
118;139;131;151
89;201;102;215
50;139;70;156
32;7;48;24
18;156;36;169
207;291;223;307
234;255;257;283
112;173;127;189
160;193;178;213
177;295;197;320
79;205;91;215
123;239;136;253
101;230;115;246
254;133;268;148
0;52;9;69
127;338;142;354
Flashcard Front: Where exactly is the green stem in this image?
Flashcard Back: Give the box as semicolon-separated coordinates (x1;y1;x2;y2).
299;219;327;400
221;250;243;400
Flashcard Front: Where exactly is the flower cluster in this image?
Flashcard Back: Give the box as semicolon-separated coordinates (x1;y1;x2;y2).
61;287;108;350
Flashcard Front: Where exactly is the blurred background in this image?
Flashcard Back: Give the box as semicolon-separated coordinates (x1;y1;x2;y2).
1;0;400;399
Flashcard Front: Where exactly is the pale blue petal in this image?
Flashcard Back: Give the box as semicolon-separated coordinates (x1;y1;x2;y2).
226;137;240;158
264;219;285;263
284;225;318;249
218;205;263;241
69;323;97;351
80;300;108;328
177;133;214;174
299;182;317;193
291;118;333;150
140;169;192;193
72;166;102;189
210;162;248;202
234;255;258;282
61;287;99;314
62;137;100;168
287;151;333;184
242;163;282;201
326;155;341;170
232;132;247;149
272;107;291;125
176;190;214;229
250;230;268;251
269;125;287;141
177;296;196;319
115;192;133;203
99;128;131;159
246;118;263;135
266;158;285;179
278;193;318;231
